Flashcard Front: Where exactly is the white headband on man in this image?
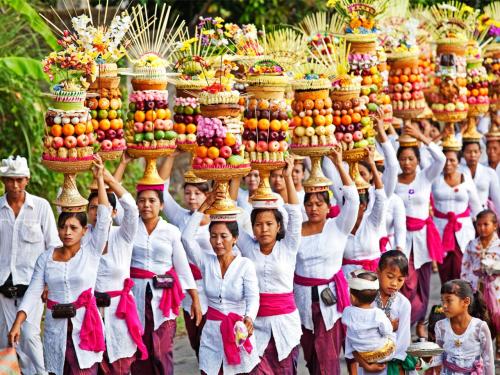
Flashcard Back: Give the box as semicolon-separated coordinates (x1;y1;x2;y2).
348;275;379;291
0;156;30;178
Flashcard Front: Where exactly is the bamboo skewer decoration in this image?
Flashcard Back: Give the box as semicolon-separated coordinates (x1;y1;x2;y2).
262;28;308;71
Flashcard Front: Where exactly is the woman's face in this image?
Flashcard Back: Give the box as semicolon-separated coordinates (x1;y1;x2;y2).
304;194;330;223
184;185;206;212
270;169;286;193
398;148;419;175
58;216;86;248
486;140;500;166
358;163;372;184
292;163;305;186
429;126;440;139
137;190;163;221
463;143;481;167
245;170;260;193
252;210;280;248
443;151;459;175
210;223;237;256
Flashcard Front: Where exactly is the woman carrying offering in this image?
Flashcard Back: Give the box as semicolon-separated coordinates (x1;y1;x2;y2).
130;181;201;375
431;149;482;283
394;122;446;334
182;195;260;375
9;155;112;375
294;145;360;375
235;155;302;374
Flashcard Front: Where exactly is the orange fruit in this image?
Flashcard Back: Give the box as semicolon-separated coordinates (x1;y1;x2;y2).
471;89;479;97
87;98;98;110
314;115;326;126
186;124;197;134
86;122;94;133
51;125;62;137
110;119;121;130
341;115;352;125
62;124;75;136
280;120;289;131
324;114;333;125
195;146;208;158
98;98;110;110
351;112;362;123
134;111;145;122
156;108;167;120
409;74;418;83
91;119;99;130
258;118;270;130
362;76;373;85
400;75;409;83
109;98;121;110
333;116;341;126
175;123;186;134
247;118;258;130
292;116;302;127
145;110;156;122
108;109;118;120
314;99;325;110
302;116;313;127
391;76;400;84
258;99;270;110
224;133;236;146
303;99;314;110
74;123;87;135
270;119;282;131
207;146;219;159
99;119;111;131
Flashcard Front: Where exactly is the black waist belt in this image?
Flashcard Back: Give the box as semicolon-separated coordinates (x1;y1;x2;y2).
0;277;28;299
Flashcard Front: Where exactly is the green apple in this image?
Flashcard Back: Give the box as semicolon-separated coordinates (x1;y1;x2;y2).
227;155;244;166
134;133;144;143
184;106;194;115
98;109;108;119
154;130;165;140
129;102;136;111
144;132;154;142
91;110;98;119
165;130;178;140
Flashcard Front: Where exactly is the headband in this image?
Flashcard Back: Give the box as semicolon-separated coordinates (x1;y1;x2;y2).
348;275;379;291
136;184;164;192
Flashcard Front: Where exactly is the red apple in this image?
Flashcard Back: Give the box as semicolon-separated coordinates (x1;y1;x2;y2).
219;146;232;159
134;122;144;133
77;134;89;147
87;132;96;145
214;137;225;148
246;140;256;152
154;119;165;130
101;139;113;151
214;157;227;167
256;141;268;152
64;136;77;149
268;141;280;152
335;132;344;141
343;133;353;143
193;157;203;166
393;92;402;101
112;138;123;149
202;157;214;167
352;131;363;141
279;140;288;152
144;121;154;132
402;92;412;101
52;136;64;149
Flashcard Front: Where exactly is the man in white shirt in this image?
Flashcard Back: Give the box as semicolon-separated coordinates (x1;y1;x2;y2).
0;156;60;375
486;133;500;183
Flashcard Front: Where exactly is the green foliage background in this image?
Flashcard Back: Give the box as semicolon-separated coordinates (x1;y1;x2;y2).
0;0;493;201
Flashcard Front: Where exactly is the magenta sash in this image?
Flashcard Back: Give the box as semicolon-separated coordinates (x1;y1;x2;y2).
406;215;444;263
483;275;500;331
443;358;483;375
433;207;471;251
342;257;380;272
327;205;341;218
379;236;390;253
257;292;296;317
104;278;148;360
189;263;203;281
47;288;105;352
293;271;350;313
206;306;253;365
130;266;185;318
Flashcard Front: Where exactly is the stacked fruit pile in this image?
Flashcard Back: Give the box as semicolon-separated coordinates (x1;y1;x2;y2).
125;90;176;150
193;117;245;168
387;64;427;116
484;51;500;110
86;96;125;152
242;98;290;162
43;109;95;161
173;96;202;146
466;62;490;113
429;51;468;122
349;52;385;115
290;90;336;147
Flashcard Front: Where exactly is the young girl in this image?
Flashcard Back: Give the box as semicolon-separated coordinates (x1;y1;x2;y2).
460;209;500;361
424;280;494;375
374;250;415;375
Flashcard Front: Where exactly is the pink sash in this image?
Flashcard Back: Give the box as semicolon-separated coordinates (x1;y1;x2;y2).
483;276;500;331
433;207;471;251
342;257;380;272
257;292;296;317
130;266;185;318
443;358;483;375
104;278;148;360
293;271;350;313
47;288;105;352
206;306;253;365
189;263;203;281
327;205;341;218
379;236;390;253
406;216;444;263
